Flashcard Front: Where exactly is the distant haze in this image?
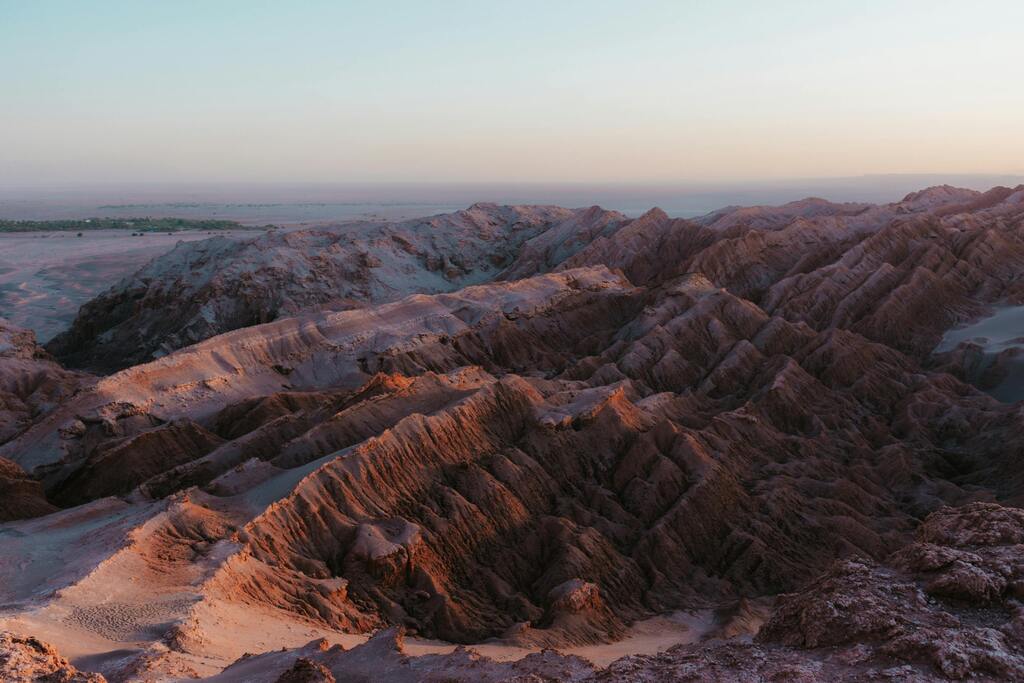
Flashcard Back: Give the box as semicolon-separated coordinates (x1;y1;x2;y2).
2;1;1023;186
2;176;1024;225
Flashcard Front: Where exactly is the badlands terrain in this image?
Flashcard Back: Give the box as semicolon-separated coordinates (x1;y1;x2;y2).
0;229;262;344
3;185;1024;680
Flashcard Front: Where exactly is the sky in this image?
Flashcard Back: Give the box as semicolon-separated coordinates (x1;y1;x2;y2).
2;0;1023;186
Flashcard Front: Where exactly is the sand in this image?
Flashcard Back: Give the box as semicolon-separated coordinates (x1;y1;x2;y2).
0;230;261;342
936;305;1024;402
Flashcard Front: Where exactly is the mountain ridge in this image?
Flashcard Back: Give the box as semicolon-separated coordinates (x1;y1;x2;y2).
3;185;1024;680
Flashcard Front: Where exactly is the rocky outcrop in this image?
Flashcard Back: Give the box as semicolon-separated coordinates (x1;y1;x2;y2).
0;457;56;521
46;204;626;373
0;320;84;519
214;504;1024;681
753;503;1024;680
557;185;1024;370
0;631;105;682
0;318;88;448
274;657;336;683
591;503;1024;681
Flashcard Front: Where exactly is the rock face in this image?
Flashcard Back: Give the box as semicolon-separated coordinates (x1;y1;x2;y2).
210;503;1024;680
273;656;336;683
4;188;1024;680
0;318;89;448
600;502;1024;681
48;186;1024;382
0;318;87;523
46;204;625;373
0;631;105;682
0;456;56;521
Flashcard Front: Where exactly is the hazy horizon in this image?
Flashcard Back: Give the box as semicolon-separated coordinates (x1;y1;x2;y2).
3;1;1023;186
2;173;1023;224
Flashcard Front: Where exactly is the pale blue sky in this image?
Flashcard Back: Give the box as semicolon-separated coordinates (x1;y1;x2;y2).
2;1;1022;184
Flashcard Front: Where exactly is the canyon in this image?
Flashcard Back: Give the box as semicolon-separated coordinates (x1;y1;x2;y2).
3;184;1024;681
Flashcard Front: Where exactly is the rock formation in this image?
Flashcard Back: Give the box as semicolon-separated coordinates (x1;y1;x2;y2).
0;456;56;521
46;204;625;373
0;632;105;682
597;502;1024;681
0;318;89;446
3;188;1024;680
203;502;1024;680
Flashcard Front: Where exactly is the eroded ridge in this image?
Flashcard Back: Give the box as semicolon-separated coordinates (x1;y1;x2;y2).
3;189;1024;680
